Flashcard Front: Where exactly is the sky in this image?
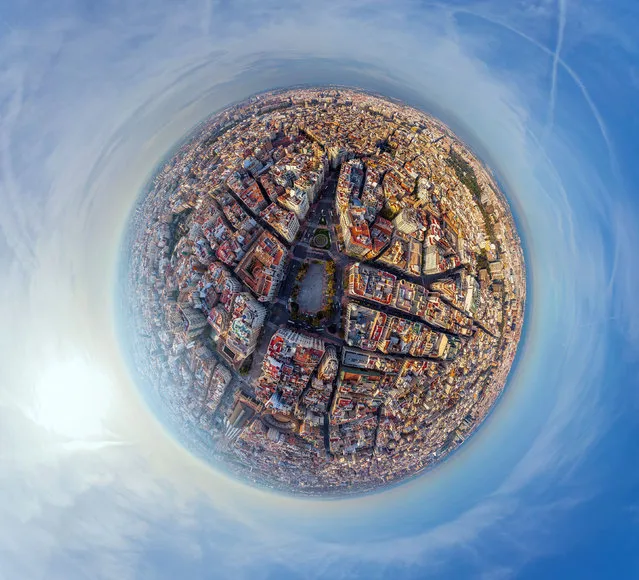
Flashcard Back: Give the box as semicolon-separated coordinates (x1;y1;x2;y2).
1;1;639;579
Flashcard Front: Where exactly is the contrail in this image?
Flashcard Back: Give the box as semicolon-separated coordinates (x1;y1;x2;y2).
453;6;619;179
547;0;568;133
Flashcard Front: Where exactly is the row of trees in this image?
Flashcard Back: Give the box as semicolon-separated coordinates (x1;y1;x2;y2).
446;148;496;243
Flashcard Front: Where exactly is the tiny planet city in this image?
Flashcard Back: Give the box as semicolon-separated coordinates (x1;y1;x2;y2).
123;87;526;496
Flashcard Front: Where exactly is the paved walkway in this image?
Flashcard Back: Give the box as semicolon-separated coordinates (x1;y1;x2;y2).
297;261;326;313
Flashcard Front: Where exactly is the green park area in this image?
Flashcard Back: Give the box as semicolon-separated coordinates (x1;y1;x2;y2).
310;227;331;249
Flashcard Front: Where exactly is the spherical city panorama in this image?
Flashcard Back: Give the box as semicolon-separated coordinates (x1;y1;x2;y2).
124;87;526;496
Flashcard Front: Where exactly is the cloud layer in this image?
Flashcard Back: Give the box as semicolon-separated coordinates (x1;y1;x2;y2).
1;1;639;578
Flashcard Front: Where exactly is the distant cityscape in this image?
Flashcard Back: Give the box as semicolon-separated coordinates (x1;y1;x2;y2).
123;87;526;495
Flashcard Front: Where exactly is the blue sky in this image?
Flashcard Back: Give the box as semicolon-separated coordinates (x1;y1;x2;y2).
1;1;638;579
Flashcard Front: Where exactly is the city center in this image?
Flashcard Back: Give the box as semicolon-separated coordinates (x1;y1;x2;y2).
124;87;526;495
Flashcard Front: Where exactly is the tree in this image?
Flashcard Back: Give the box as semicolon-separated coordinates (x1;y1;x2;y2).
476;251;489;271
380;205;397;221
239;355;253;376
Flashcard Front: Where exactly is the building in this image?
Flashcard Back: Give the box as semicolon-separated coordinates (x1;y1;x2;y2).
346;262;396;306
207;304;229;341
393;207;426;238
344;302;387;351
243;156;264;177
489;260;504;280
335;159;364;210
393;278;430;319
260;202;300;243
221;292;267;366
209;263;243;311
235;231;286;302
225;394;258;440
341;206;372;258
369;216;393;257
259;172;286;202
205;363;232;413
277;187;309;220
256;328;325;409
177;305;208;340
317;345;339;381
237;180;268;213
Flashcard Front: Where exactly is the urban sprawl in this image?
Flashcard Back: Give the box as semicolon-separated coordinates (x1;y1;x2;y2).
125;87;526;495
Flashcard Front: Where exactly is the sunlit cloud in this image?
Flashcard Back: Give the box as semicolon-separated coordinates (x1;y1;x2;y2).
28;357;113;439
